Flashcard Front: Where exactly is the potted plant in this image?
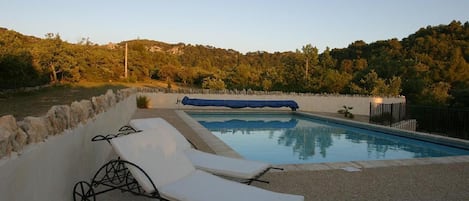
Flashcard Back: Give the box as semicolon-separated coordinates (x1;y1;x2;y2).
338;105;354;118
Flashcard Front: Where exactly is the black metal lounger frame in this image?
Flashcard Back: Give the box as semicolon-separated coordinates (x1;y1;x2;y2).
73;125;283;200
73;130;170;201
73;158;168;201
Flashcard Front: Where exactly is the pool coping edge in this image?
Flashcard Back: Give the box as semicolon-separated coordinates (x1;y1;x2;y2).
176;109;469;172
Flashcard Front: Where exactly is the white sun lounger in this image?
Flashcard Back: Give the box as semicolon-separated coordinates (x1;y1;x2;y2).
127;117;276;183
110;129;304;201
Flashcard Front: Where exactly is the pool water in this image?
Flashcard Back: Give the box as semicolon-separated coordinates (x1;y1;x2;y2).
189;112;469;165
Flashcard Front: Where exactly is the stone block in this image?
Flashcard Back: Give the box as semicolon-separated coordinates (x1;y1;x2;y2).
18;116;49;144
104;89;117;109
0;115;27;157
46;105;71;135
116;88;135;102
70;99;95;126
70;101;82;128
115;90;123;102
0;127;12;158
91;95;106;114
80;99;94;120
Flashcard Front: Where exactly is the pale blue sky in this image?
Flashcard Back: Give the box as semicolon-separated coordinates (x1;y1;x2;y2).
1;0;468;53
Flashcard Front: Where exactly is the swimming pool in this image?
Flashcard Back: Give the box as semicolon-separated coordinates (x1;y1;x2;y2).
188;112;469;165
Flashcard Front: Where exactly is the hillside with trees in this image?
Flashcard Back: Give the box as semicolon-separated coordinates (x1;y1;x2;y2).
1;21;468;107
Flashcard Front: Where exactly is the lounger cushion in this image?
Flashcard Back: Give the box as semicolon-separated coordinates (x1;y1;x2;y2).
161;170;304;201
185;149;271;179
129;118;274;179
129;118;191;149
110;129;195;193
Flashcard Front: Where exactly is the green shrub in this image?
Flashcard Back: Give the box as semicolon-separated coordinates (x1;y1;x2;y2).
136;95;150;108
338;105;354;118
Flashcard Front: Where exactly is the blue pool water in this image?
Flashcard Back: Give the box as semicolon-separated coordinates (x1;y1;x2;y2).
189;112;469;165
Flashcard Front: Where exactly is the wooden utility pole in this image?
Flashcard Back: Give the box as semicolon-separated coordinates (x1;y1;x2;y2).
305;58;309;80
124;43;128;78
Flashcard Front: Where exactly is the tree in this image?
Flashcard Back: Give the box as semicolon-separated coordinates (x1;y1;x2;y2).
280;53;306;92
158;64;180;82
319;47;336;69
354;58;368;71
177;66;197;85
33;33;78;83
447;48;469;84
450;83;469;107
300;44;319;80
340;59;353;73
0;51;43;89
0;29;47;88
387;76;402;96
348;40;367;58
360;70;380;94
202;77;225;90
230;64;252;89
354;70;401;96
421;82;451;105
321;69;352;93
261;79;272;91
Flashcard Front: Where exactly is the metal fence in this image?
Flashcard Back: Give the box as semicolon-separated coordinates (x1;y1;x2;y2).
369;102;406;126
370;102;469;140
407;105;469;140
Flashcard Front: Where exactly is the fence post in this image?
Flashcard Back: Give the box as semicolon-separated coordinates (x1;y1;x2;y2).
381;104;384;125
369;102;371;122
390;103;393;127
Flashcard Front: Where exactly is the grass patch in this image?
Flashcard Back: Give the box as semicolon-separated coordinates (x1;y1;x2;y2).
0;81;186;120
0;83;128;120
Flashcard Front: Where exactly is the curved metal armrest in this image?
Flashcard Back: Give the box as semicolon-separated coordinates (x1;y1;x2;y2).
91;133;129;144
73;159;168;201
92;130;142;144
119;125;139;133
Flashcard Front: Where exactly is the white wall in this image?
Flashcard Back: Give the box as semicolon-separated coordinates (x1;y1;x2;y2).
0;94;136;201
142;92;405;116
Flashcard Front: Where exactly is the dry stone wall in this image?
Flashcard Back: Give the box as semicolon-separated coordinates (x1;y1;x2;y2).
0;115;27;157
0;88;137;159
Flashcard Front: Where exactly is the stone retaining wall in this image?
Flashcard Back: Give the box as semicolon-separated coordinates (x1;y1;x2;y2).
0;88;137;201
0;88;135;159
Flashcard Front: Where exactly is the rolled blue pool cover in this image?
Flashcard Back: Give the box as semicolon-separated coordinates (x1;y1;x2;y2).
181;96;299;111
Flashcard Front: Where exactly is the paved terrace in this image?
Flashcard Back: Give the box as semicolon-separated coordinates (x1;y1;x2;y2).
103;109;469;201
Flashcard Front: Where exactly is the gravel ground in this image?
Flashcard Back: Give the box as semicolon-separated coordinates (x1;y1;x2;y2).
253;163;469;201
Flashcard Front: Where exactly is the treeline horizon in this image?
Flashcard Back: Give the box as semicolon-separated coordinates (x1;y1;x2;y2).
0;21;468;107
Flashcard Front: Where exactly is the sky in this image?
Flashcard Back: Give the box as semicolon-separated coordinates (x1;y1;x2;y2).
0;0;468;53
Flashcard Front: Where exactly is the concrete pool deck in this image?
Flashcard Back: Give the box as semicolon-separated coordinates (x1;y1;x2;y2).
104;108;469;201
